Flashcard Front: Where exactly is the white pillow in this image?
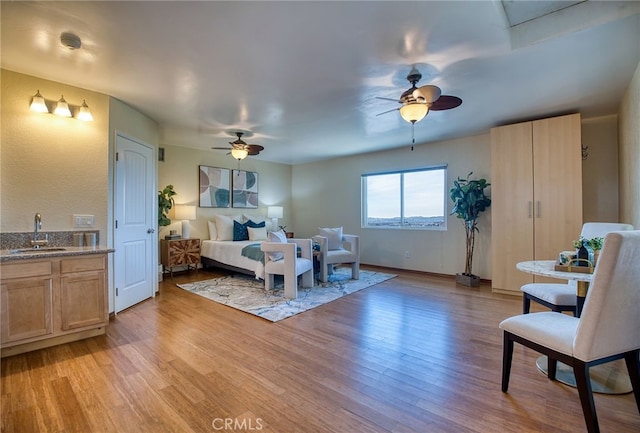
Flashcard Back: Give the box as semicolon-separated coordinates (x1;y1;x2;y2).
248;226;268;241
215;214;242;241
267;229;288;261
207;220;217;240
318;227;343;250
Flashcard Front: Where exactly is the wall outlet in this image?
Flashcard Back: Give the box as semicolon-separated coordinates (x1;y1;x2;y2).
404;251;410;258
73;214;95;228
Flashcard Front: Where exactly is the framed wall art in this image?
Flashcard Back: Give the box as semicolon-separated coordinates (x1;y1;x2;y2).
199;165;230;208
232;170;258;208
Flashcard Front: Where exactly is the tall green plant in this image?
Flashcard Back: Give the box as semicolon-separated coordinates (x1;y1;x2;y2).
450;172;491;276
158;185;177;227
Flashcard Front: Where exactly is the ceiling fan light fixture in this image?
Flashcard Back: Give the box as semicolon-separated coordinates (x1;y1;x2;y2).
400;103;428;123
231;148;249;160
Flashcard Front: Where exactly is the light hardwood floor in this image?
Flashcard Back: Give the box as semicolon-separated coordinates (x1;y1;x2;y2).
2;266;639;433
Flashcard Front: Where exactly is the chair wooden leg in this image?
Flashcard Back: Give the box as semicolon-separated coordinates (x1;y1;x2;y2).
574;361;599;433
501;332;514;392
522;295;531;314
624;349;640;413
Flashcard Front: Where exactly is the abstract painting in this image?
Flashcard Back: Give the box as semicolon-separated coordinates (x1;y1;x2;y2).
199;166;230;208
232;170;258;208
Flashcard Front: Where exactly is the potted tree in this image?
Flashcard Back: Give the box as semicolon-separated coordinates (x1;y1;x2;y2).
450;172;491;287
158;184;176;227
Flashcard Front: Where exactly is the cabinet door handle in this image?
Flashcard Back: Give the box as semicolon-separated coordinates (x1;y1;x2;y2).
536;201;541;218
528;201;532;218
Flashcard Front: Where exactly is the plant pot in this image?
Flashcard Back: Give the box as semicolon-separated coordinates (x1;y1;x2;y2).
456;273;480;287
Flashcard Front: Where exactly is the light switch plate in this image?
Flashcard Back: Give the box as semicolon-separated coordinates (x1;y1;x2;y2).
73;214;95;228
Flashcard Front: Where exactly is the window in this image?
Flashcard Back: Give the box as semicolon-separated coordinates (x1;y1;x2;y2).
362;165;447;230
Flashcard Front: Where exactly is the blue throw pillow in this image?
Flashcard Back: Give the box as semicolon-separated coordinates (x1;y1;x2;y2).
233;219;265;241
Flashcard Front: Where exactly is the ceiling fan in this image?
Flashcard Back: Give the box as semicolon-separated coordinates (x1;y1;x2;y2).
376;67;462;149
211;132;264;160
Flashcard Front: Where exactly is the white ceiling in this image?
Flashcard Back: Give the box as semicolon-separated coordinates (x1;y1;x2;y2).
2;1;639;165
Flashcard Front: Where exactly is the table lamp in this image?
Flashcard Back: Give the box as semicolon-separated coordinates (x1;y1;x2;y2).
267;206;283;231
175;205;196;239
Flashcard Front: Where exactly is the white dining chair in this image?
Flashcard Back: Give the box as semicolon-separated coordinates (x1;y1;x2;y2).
521;222;634;315
500;230;640;433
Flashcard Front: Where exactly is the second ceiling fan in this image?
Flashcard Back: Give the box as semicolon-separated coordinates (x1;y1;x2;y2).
212;132;264;160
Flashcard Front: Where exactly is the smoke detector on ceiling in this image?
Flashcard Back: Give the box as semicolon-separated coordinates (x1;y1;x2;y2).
60;32;82;50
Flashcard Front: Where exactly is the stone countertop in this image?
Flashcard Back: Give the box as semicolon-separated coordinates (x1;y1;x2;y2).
0;246;114;262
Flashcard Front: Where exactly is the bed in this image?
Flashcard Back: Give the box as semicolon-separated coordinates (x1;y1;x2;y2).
201;240;265;279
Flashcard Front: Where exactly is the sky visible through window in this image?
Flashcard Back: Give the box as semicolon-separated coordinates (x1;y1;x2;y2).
366;169;445;218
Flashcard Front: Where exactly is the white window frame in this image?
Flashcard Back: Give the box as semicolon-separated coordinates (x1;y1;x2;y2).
361;164;448;230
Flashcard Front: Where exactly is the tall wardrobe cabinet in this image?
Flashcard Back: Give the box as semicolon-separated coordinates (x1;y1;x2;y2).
491;113;583;295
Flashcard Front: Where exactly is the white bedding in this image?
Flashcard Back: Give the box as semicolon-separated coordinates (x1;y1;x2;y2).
201;240;264;279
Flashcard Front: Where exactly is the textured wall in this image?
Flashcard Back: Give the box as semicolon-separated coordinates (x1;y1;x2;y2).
1;69;110;236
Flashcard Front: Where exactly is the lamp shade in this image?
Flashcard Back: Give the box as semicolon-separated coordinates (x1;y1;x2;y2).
267;206;283;219
77;100;94;121
54;95;72;117
30;90;49;113
175;205;196;220
400;103;428;123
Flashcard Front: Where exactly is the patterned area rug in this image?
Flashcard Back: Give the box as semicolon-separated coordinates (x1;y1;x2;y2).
176;268;396;322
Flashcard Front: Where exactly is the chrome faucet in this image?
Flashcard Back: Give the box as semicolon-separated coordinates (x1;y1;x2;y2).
31;213;48;248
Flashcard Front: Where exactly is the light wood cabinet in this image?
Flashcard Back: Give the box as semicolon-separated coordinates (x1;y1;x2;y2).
491;113;583;295
161;238;200;277
1;254;108;357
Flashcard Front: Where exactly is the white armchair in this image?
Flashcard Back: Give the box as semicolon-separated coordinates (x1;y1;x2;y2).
313;233;360;283
261;238;314;299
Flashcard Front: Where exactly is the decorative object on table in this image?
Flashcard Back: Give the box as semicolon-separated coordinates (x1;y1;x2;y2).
267;206;283;231
232;170;258;208
158;184;177;226
449;172;491;286
176;268;396;322
174;205;196;239
554;259;594;274
573;236;603;266
199;165;230;208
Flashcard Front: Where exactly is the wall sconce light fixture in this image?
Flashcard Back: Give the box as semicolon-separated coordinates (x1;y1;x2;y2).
30;90;94;121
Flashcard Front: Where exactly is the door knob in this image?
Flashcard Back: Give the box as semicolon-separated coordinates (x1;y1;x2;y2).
147;228;155;234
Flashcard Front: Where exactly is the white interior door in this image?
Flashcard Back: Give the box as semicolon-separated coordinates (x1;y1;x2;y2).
114;133;156;312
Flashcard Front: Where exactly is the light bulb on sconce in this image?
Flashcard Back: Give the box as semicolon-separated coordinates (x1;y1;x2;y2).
54;95;72;117
174;205;196;239
267;206;283;232
29;90;94;121
77;100;94;121
30;90;49;113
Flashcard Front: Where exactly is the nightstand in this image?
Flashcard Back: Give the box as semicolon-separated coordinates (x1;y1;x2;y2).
160;238;201;277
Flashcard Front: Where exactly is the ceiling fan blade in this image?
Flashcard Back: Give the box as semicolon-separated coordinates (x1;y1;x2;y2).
211;147;231;150
429;95;462;111
413;85;441;104
375;96;401;103
246;144;264;155
376;107;401;116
